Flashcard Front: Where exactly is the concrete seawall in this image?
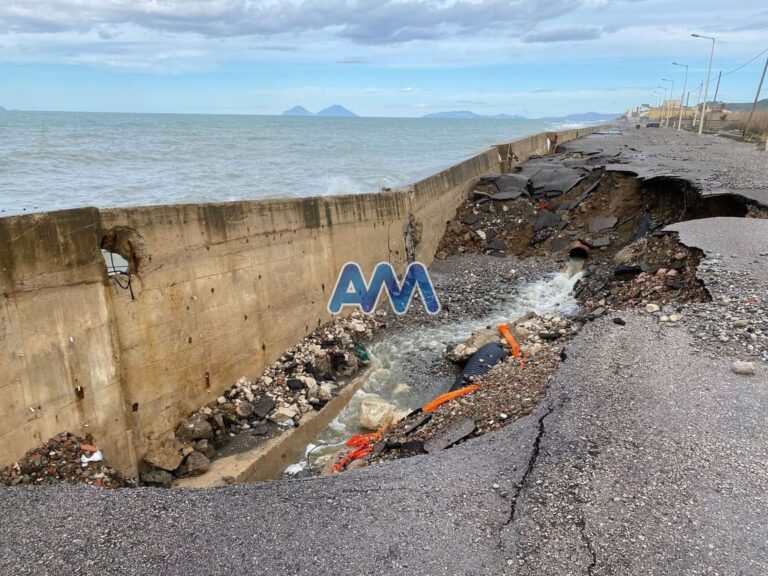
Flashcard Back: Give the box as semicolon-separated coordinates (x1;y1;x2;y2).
0;126;596;476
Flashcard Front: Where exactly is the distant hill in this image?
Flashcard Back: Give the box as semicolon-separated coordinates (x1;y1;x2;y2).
421;110;619;121
281;105;312;116
723;99;768;112
540;112;620;122
316;105;357;117
423;111;527;120
280;104;358;117
0;106;6;112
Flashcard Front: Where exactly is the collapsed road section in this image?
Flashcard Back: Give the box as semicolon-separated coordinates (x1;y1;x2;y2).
1;127;767;576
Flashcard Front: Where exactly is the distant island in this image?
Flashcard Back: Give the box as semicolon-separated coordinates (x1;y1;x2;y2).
281;104;358;117
423;110;620;121
422;111;526;120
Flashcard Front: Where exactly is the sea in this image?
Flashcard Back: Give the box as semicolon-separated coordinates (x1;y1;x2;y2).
0;111;581;216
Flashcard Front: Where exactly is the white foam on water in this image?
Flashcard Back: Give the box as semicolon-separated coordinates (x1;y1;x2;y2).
289;268;584;474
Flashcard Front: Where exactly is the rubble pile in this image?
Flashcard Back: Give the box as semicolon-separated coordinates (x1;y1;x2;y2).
0;433;132;488
140;311;379;485
574;233;710;319
367;313;577;464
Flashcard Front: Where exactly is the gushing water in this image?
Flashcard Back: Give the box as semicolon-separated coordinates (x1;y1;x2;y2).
287;266;584;476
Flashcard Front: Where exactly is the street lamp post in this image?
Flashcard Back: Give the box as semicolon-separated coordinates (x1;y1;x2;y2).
662;78;674;127
658;86;668;124
673;62;689;131
692;82;703;127
692;33;716;135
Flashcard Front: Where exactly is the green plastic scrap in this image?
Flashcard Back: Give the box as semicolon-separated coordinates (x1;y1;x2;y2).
354;344;371;362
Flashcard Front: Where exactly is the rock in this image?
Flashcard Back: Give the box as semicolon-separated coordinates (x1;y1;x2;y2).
731;361;756;375
446;343;477;364
435;251;447;260
359;397;405;430
668;314;679;323
318;383;335;402
462;213;482;225
591;237;611;248
393;383;411;395
733;319;749;328
672;251;687;261
613;317;626;326
448;220;463;234
141;469;174;488
176;418;213;442
534;211;562;231
588;307;606;320
476;230;487;241
314;353;331;374
185;451;211;476
588;215;618;233
253;396;277;419
269;405;299;423
645;304;660;313
286;379;305;391
194;439;216;459
465;328;500;349
236;401;254;418
143;447;183;472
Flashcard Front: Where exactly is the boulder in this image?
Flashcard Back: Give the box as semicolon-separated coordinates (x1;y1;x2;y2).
446;343;477;364
143;447;183;472
194;439;216;459
465;328;500;349
178;417;214;442
359;397;406;431
141;469;174;488
185;451;211;476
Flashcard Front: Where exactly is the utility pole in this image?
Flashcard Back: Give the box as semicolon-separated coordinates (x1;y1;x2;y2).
692;33;716;135
663;78;674;127
742;56;768;140
692;83;703;128
674;62;689;131
712;71;722;107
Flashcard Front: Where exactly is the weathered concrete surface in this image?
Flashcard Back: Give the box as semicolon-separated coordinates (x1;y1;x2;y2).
0;126;595;475
567;127;768;205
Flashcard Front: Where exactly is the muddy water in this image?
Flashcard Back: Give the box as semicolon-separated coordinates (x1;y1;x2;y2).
286;265;584;476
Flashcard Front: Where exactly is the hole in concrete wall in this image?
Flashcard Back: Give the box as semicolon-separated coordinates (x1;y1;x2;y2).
102;250;130;277
100;226;147;275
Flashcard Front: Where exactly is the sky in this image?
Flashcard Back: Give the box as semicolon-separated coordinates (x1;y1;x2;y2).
0;0;767;117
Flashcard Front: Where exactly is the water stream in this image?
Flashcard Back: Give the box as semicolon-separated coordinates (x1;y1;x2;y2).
286;263;584;476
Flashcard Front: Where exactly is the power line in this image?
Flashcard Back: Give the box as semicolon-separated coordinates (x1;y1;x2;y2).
690;46;768;93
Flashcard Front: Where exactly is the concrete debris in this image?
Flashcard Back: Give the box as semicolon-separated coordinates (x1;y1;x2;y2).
185;451;211;476
588;215;618;233
424;418;477;453
0;432;132;488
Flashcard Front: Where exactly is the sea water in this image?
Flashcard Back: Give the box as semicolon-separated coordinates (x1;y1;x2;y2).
0;111;576;215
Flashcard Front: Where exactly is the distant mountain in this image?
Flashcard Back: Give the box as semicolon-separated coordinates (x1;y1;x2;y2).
281;104;358;117
421;110;618;121
0;106;6;112
423;111;526;119
281;105;312;116
540;112;620;122
316;105;358;117
723;99;768;112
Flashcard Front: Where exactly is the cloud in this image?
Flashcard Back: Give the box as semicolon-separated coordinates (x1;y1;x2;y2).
0;0;583;43
523;26;602;43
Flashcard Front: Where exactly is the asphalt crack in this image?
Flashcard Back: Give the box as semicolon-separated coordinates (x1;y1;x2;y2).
576;516;598;575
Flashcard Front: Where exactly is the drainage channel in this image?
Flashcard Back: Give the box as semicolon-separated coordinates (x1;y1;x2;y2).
286;260;585;477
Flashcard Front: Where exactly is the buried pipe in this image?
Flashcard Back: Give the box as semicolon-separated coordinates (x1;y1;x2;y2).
568;240;591;261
